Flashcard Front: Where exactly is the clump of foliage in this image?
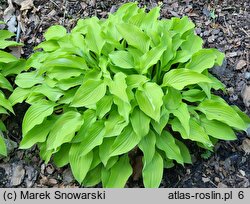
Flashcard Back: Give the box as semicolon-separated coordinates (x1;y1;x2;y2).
11;3;250;187
0;21;24;156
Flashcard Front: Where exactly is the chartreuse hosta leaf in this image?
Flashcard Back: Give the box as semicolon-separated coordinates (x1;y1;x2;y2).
96;95;113;119
139;44;166;74
99;137;115;166
180;33;203;54
0;73;13;91
232;105;250;126
69;145;93;183
78;121;106;156
171;103;190;136
175;140;192;164
138;130;156;165
46;111;83;150
44;25;67;41
0;121;6;132
38;142;54;163
85;19;105;55
0;132;7;156
42;55;88;71
0;107;7;115
131;107;150;138
185;49;218;73
135;82;163;122
162;68;212;90
104;111;128;137
12;2;250;188
108;72;131;120
182;89;206;102
171;118;213;148
200;115;236;140
32;84;64;102
20;119;54;149
0;40;22;50
156;131;184;164
71;78;106;107
89;148;102;171
15;72;44;88
103;154;132;188
0;91;14;113
116;23;150;53
9;87;31;105
126;74;149;89
151;106;169;135
109;51;134;69
197;100;247;130
53;143;71;168
22;100;55;135
164;87;182;110
109;125;141;157
171;16;195;35
82;164;102;187
0;29;13;39
142;151;163;188
0;26;25;156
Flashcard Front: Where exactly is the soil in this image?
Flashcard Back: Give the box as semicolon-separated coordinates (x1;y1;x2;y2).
0;0;249;188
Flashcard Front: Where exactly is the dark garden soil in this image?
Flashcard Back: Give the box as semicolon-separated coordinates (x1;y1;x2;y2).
0;0;250;188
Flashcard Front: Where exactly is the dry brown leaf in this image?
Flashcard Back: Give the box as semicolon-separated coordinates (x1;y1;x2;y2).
236;59;247;70
132;155;143;181
7;15;17;33
20;0;34;11
202;177;210;183
9;46;22;58
226;52;238;58
4;0;18;33
88;0;96;7
80;2;88;10
3;0;15;22
241;84;250;107
239;169;246;177
217;182;228;188
241;138;250;154
13;0;24;5
48;10;57;17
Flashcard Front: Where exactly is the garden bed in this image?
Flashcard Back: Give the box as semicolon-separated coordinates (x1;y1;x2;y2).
0;0;249;187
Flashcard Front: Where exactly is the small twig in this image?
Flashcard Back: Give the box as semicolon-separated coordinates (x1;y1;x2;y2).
7;0;13;7
246;51;249;70
48;0;60;9
240;28;250;37
16;20;21;42
209;179;218;188
221;7;235;11
92;0;97;16
62;0;67;26
109;5;117;14
223;16;232;35
33;16;44;37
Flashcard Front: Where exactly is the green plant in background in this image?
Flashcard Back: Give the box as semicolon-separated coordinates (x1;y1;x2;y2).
0;21;24;156
10;3;250;187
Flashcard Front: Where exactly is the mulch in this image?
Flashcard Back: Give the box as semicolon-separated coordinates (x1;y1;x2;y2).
0;0;249;188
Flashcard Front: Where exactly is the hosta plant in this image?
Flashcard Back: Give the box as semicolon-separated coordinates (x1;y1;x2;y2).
0;21;24;156
11;3;250;187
